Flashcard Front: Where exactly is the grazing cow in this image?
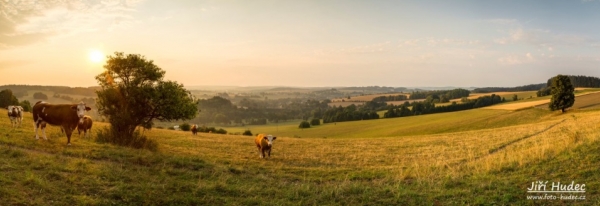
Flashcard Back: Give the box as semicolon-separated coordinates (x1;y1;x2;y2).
191;124;198;135
254;133;277;158
77;115;93;138
7;105;23;128
32;101;91;145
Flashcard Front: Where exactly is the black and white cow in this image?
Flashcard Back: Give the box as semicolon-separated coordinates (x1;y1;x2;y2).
32;101;91;145
7;105;23;128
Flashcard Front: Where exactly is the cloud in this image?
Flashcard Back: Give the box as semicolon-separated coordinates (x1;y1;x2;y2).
0;0;145;49
485;18;519;25
498;53;535;65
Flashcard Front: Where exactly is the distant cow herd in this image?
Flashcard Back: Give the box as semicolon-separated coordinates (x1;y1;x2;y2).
6;101;276;159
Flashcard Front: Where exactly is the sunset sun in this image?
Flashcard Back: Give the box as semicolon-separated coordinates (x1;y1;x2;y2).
89;50;104;63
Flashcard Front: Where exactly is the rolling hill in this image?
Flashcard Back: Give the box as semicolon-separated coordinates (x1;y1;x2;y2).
2;93;600;204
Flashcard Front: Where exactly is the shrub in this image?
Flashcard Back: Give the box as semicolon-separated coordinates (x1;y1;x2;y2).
242;130;253;136
216;128;227;134
179;123;191;131
299;121;311;129
33;92;48;100
310;118;321;126
95;127;158;151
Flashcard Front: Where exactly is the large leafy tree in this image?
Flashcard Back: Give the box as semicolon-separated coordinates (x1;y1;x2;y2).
95;52;198;140
549;74;575;113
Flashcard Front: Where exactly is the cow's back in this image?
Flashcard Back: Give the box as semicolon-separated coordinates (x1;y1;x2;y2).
33;102;78;126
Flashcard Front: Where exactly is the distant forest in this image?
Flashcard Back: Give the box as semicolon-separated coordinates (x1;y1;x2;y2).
473;75;600;93
0;85;99;98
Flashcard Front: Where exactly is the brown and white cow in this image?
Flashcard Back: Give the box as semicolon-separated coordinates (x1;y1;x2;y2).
7;105;23;128
32;101;91;145
77;115;93;138
254;133;277;158
191;124;198;135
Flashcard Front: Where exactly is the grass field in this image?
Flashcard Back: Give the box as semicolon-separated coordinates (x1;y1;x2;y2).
2;100;600;204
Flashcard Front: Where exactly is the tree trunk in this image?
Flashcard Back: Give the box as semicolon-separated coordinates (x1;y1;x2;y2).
561;108;565;113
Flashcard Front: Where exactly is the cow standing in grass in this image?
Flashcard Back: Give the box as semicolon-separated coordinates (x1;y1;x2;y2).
77;115;93;138
191;124;198;135
32;101;91;145
254;134;277;158
7;105;23;128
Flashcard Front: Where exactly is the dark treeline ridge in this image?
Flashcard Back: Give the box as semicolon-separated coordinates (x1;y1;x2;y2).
474;75;600;94
546;75;600;88
408;88;471;101
372;94;408;102
321;101;387;123
473;83;546;93
0;85;99;97
384;94;504;118
538;75;600;97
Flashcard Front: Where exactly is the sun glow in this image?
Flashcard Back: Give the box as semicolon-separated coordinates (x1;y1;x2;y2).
89;50;104;63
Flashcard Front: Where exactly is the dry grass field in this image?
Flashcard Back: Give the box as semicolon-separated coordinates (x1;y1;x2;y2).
2;101;600;204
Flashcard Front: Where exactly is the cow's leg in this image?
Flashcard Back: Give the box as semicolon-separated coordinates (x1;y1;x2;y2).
257;147;263;158
64;126;73;146
41;123;48;140
267;148;271;158
33;122;38;139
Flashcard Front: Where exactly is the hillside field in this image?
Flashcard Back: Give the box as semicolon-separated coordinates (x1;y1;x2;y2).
2;98;600;205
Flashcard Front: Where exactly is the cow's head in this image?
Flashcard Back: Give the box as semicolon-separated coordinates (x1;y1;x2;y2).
263;135;277;146
7;105;16;115
71;102;91;121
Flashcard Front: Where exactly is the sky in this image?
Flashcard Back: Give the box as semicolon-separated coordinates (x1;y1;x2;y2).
2;0;600;88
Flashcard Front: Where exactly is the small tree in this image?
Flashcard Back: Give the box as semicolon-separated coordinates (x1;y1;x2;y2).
0;89;19;108
299;121;311;129
95;52;198;147
19;100;32;112
512;94;518;101
243;129;253;136
310;118;321;126
549;74;575;113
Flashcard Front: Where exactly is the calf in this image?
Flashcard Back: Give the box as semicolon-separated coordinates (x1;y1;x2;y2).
32;101;91;145
191;124;198;135
77;115;93;138
7;105;23;128
254;133;277;158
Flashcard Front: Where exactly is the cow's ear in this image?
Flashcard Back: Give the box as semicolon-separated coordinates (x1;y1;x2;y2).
85;106;91;111
272;137;277;140
263;136;267;140
71;105;77;110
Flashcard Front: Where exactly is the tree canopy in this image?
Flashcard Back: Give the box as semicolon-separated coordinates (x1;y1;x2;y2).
548;74;575;113
95;52;198;143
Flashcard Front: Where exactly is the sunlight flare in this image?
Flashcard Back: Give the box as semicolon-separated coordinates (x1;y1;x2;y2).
89;50;104;63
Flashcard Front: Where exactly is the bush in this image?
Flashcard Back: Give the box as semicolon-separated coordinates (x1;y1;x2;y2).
299;121;311;129
179;123;191;131
95;127;158;151
310;118;321;126
216;128;227;134
243;130;253;136
33;92;48;100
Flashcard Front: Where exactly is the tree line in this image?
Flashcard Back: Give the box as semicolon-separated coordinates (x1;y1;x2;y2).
321;104;380;123
408;88;471;101
384;94;504;118
538;75;600;97
473;83;546;93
